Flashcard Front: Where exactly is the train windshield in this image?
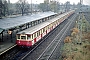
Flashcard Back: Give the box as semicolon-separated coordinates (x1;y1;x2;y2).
17;34;27;40
21;36;26;39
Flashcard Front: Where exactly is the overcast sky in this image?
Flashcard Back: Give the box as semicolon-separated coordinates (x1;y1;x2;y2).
9;0;90;5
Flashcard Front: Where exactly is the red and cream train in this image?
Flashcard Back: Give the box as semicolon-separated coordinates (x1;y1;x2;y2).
16;10;75;47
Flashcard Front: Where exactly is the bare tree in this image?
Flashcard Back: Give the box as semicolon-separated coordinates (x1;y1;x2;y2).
15;0;30;16
0;0;3;18
0;0;9;18
3;1;8;16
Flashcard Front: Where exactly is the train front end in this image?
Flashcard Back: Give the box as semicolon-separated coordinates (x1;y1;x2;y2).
16;34;33;47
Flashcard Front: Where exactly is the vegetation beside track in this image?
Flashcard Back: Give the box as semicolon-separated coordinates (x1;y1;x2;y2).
60;14;90;60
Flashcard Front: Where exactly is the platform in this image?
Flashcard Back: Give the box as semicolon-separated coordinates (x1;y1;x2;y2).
0;42;16;55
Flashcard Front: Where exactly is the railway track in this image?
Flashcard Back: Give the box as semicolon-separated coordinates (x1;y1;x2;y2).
49;13;78;60
0;46;20;60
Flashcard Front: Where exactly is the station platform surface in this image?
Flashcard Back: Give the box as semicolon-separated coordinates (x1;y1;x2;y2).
0;42;16;55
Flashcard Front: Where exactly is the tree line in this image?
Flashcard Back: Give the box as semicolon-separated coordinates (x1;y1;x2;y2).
0;0;8;18
0;0;30;18
0;0;77;19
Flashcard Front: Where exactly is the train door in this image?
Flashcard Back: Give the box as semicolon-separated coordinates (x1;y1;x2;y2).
36;30;41;42
27;34;32;46
50;24;52;31
41;29;43;38
34;32;37;43
31;34;35;45
46;26;47;34
47;26;48;33
48;25;50;33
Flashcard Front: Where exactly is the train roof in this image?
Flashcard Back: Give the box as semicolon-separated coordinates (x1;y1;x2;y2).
0;12;57;30
17;21;50;34
17;11;72;35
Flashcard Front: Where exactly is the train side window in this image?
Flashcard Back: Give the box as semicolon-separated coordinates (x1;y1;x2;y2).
31;34;33;39
27;35;31;40
54;22;56;25
43;28;45;32
37;32;39;37
47;26;49;30
38;31;40;36
48;26;49;29
30;34;32;40
31;34;34;39
41;29;42;34
33;34;34;39
43;28;44;33
49;25;50;28
46;26;47;30
45;27;46;31
38;32;39;36
40;30;41;35
36;32;37;37
50;24;52;27
40;30;42;34
34;33;36;38
35;33;37;37
41;29;43;33
45;26;47;30
37;32;38;37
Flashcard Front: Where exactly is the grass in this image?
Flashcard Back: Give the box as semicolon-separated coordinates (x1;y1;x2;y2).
60;33;90;60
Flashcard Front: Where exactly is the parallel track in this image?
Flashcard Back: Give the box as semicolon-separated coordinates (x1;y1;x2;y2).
37;13;77;60
49;13;78;60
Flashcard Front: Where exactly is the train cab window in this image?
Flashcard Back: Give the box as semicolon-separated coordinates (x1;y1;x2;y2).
17;35;20;39
21;36;26;39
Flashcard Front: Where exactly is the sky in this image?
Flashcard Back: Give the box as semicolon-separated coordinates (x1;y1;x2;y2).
9;0;90;5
